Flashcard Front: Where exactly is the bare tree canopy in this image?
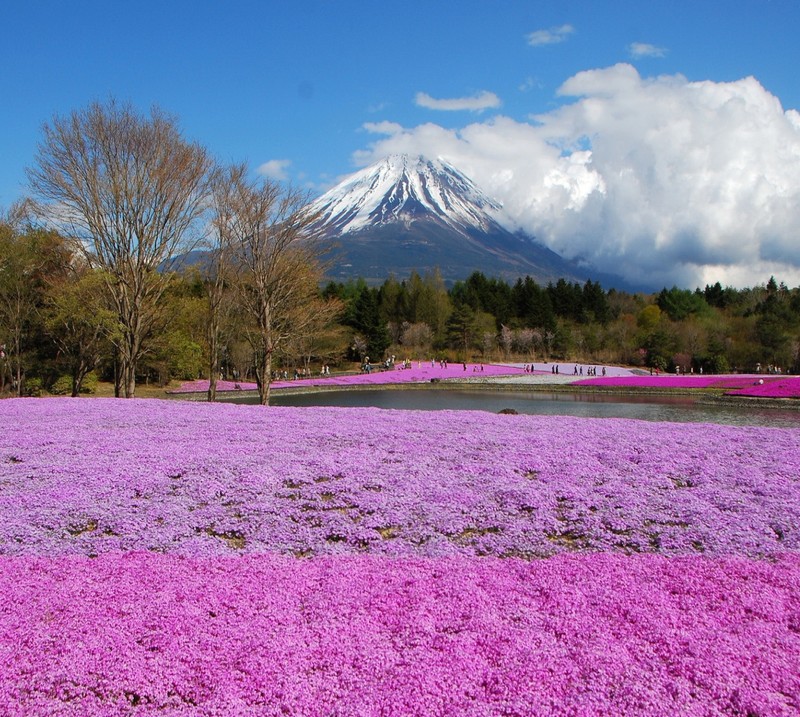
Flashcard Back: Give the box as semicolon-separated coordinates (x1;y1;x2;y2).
213;163;334;405
27;100;212;397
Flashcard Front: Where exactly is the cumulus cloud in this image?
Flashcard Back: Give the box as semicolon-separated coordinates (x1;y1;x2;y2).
526;24;574;47
629;42;667;58
415;91;501;112
354;64;800;288
257;159;291;180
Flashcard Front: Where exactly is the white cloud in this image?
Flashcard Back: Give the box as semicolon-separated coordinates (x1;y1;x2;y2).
526;24;574;47
257;159;291;180
354;64;800;289
629;42;667;58
362;121;404;135
415;91;501;112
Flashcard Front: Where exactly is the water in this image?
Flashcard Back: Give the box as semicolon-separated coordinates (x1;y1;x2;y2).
229;388;800;428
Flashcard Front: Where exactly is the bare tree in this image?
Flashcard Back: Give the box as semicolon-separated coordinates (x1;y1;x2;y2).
399;321;433;352
204;165;240;402
218;165;328;405
499;324;513;358
283;296;345;374
28;100;212;397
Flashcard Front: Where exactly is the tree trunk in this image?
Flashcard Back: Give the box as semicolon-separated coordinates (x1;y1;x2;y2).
207;314;219;402
254;345;272;406
122;361;136;399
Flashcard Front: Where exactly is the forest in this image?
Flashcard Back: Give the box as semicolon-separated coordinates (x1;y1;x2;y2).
2;216;799;400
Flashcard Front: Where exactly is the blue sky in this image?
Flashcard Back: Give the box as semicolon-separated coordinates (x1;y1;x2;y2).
3;0;800;287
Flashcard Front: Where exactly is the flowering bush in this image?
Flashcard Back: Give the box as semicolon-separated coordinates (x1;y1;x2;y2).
0;398;798;715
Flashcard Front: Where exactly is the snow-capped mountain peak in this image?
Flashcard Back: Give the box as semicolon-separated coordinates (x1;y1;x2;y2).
311;154;505;236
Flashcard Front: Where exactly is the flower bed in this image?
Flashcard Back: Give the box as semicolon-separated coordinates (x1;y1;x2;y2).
576;374;800;399
574;374;770;389
2;399;798;558
727;376;800;399
0;398;798;715
1;552;797;716
169;363;526;394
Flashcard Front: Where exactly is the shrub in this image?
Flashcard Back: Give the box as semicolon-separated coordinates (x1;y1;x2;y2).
48;375;72;396
24;377;42;397
81;372;99;394
49;372;99;396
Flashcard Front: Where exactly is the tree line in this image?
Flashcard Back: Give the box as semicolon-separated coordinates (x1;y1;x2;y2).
1;100;798;404
324;271;800;375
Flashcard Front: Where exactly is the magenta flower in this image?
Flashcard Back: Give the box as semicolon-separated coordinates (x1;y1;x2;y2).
0;398;798;715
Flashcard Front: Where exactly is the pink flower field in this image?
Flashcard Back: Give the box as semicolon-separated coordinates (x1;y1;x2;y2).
1;398;798;716
169;362;526;394
576;374;800;398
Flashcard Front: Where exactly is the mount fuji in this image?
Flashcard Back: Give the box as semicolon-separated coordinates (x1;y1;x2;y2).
311;154;609;286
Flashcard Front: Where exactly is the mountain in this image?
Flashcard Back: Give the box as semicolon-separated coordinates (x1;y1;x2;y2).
311;154;611;286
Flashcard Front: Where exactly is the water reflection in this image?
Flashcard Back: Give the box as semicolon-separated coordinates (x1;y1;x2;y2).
228;388;800;428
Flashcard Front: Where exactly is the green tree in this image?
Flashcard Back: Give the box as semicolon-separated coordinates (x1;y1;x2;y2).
0;222;71;395
446;303;480;356
511;277;556;331
350;285;390;359
44;267;115;396
656;286;709;321
407;269;451;343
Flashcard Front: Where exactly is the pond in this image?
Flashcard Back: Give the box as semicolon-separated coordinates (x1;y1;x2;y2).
229;387;800;428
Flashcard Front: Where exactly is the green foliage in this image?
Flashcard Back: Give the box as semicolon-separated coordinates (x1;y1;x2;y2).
637;305;662;332
48;375;72;395
167;334;205;381
707;354;730;374
347;284;390;359
657;286;709;321
24;377;42;397
511;276;555;330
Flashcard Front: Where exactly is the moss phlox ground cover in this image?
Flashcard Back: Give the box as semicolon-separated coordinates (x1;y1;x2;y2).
576;374;800;398
0;398;798;715
169;362;529;394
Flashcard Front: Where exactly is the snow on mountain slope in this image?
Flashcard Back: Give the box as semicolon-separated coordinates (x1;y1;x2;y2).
310;154;508;236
